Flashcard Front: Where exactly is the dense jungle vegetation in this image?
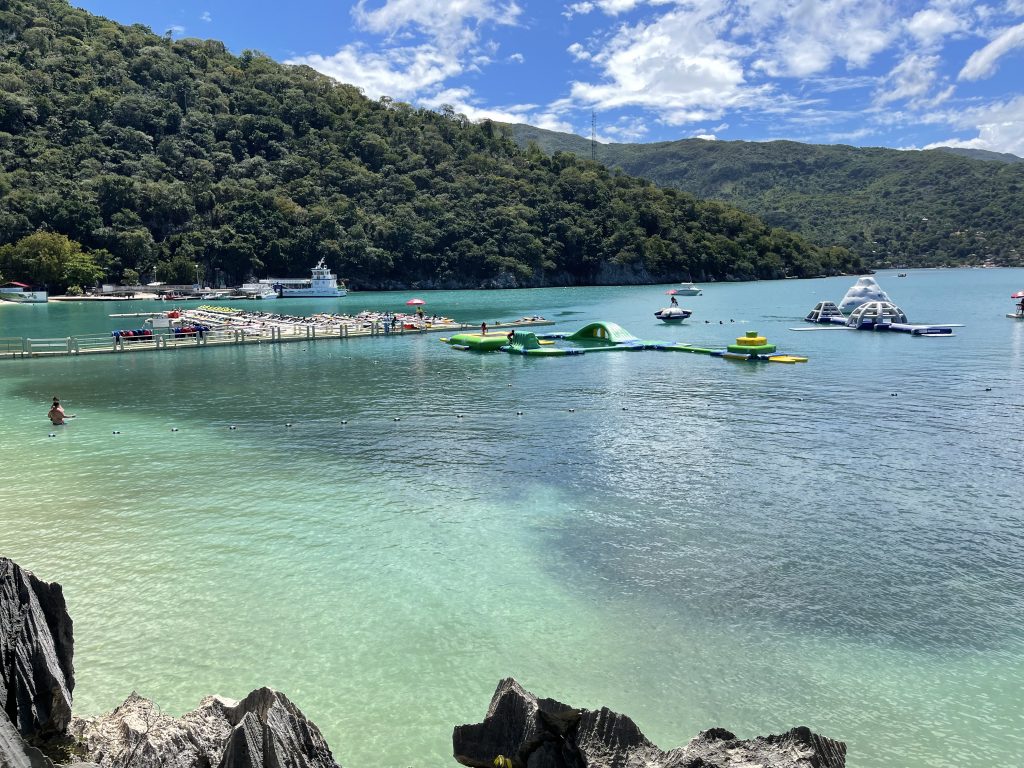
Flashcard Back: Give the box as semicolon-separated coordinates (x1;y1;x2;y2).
505;125;1024;269
0;0;862;292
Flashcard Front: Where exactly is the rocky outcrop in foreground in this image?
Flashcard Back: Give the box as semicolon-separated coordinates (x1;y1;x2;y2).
70;687;338;768
0;557;76;765
0;557;338;768
453;678;846;768
3;556;848;768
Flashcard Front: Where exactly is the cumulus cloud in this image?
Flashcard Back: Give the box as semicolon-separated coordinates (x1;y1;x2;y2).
925;94;1024;155
749;0;896;77
567;6;751;114
875;54;942;106
200;11;211;22
906;8;964;46
288;44;463;100
354;0;522;43
959;22;1024;80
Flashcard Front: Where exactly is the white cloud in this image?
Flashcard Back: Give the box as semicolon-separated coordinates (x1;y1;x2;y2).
508;52;524;63
750;0;897;77
692;133;717;140
906;8;965;46
567;7;752;117
287;44;462;100
354;0;522;43
167;24;185;36
959;22;1024;80
875;54;941;106
567;42;591;61
200;11;212;22
925;94;1024;155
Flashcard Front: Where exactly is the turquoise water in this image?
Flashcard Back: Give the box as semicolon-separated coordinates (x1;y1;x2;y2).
1;269;1022;767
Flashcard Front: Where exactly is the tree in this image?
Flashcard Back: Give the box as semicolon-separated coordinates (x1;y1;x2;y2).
0;232;104;292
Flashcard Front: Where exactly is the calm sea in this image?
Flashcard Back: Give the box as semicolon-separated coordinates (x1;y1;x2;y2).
1;268;1022;767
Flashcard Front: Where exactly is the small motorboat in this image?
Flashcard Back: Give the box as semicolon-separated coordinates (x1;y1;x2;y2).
654;306;692;323
676;281;702;296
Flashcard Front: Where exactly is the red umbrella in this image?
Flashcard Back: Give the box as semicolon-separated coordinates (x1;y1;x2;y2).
1012;291;1024;299
664;289;679;295
405;298;426;306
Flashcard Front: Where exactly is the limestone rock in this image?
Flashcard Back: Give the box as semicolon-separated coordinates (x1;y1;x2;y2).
0;557;75;743
454;678;846;768
70;687;340;768
1;712;54;768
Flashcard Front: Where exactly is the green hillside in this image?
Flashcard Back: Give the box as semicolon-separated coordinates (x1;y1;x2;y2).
503;124;1024;268
0;0;863;293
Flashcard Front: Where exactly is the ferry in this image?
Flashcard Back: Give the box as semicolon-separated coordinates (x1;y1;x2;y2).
0;281;48;303
260;259;347;298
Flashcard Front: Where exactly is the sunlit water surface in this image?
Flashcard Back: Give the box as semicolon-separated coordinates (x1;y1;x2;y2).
1;269;1022;767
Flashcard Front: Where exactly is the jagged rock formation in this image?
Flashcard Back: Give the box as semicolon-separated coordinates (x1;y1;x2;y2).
1;557;339;768
453;678;847;768
70;687;339;768
0;557;75;767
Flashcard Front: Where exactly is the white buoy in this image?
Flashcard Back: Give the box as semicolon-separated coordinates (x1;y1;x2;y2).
48;433;56;438
171;427;179;432
229;425;237;430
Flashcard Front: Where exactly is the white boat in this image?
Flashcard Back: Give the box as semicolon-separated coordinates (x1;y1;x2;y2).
654;306;693;323
260;259;347;298
236;283;279;300
676;281;702;296
0;282;48;303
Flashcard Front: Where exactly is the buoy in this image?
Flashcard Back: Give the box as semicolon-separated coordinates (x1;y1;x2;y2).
48;433;55;438
285;422;293;427
985;387;992;391
112;430;120;434
393;417;400;421
171;427;179;432
456;414;464;418
622;407;628;411
229;425;237;430
568;408;575;412
516;411;523;416
341;420;348;424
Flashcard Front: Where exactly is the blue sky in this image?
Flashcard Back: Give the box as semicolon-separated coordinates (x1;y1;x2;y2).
74;1;1024;155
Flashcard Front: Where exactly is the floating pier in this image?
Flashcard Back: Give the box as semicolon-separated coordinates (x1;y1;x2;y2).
0;306;553;360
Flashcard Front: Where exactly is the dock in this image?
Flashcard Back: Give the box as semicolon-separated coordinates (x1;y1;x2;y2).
0;306;553;360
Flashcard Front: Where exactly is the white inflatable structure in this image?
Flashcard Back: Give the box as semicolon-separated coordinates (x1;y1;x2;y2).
838;276;891;313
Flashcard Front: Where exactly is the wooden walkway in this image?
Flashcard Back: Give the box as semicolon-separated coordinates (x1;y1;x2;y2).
0;312;554;360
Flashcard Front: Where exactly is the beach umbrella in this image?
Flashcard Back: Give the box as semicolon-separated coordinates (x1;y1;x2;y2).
1012;291;1024;299
406;298;426;306
664;289;679;295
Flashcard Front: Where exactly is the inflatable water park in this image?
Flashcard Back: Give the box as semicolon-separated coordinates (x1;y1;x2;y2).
441;322;807;363
796;276;962;335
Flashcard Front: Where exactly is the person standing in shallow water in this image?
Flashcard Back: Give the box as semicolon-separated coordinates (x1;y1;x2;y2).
48;399;67;425
480;321;488;335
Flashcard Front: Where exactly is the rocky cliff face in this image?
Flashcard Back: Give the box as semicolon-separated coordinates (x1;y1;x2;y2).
0;556;75;766
453;678;847;768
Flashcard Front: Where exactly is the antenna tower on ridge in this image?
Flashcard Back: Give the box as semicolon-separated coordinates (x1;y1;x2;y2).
590;111;596;161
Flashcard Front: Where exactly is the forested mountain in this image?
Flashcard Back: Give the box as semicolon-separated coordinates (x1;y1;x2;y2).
0;0;863;292
503;124;1024;268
